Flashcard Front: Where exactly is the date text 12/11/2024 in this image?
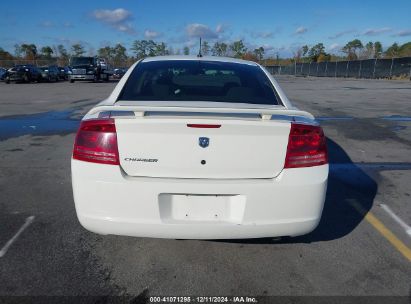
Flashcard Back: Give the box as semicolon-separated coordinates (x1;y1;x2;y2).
149;296;258;303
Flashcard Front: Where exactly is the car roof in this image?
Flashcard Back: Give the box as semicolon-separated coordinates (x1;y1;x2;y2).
141;55;259;66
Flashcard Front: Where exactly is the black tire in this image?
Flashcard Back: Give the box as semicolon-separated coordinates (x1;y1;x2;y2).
5;77;10;84
70;79;75;83
23;74;29;83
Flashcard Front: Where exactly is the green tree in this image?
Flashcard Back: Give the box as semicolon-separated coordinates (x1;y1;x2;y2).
154;42;168;56
308;43;326;62
14;44;23;58
302;45;309;57
398;42;411;57
20;44;38;59
131;40;157;58
385;42;399;58
201;41;210;56
364;41;374;59
97;46;114;61
0;47;13;60
57;44;70;65
212;42;228;56
342;39;363;60
374;41;383;58
230;40;247;58
40;46;54;58
71;43;85;56
253;47;265;61
183;46;190;55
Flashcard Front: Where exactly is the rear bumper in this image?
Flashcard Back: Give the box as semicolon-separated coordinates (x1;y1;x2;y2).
7;74;25;81
69;74;94;81
71;160;328;239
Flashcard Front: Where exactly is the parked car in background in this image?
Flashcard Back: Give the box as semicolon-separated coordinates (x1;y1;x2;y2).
57;66;70;80
113;68;127;79
39;66;59;82
0;67;7;81
4;65;42;83
71;56;329;239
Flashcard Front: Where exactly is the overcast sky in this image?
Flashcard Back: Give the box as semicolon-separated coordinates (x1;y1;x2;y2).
1;0;411;57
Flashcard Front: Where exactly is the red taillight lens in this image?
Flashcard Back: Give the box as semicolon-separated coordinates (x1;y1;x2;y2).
284;123;328;168
72;119;119;165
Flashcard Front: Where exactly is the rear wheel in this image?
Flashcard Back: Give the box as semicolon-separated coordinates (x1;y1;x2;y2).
5;77;10;84
70;79;75;83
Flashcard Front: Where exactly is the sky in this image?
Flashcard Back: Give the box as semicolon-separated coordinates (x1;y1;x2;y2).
1;0;411;57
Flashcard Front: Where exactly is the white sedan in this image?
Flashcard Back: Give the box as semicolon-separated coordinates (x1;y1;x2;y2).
71;56;328;239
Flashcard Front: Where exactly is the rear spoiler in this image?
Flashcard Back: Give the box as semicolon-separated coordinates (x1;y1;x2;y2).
87;105;315;121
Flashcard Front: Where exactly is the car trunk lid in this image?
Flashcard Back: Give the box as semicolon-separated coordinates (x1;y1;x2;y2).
114;114;291;179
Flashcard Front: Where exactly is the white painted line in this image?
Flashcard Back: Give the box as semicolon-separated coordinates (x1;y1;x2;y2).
380;204;411;237
0;216;35;258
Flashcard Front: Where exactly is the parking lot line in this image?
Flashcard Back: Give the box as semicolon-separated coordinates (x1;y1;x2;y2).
349;201;411;262
380;204;411;237
0;216;35;258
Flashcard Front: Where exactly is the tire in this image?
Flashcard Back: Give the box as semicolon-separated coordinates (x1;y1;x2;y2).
5;77;10;84
70;79;75;83
23;74;29;83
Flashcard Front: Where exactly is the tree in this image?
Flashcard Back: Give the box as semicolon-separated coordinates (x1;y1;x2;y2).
253;47;265;61
385;43;399;58
242;52;258;62
201;41;210;56
230;40;247;58
131;40;156;58
398;42;411;57
20;44;37;59
155;42;168;56
308;43;326;62
40;46;54;58
317;53;331;62
374;41;383;58
71;43;85;56
183;46;190;55
363;42;374;59
14;44;23;58
0;47;13;60
98;46;114;61
294;48;303;63
212;42;228;56
302;45;309;57
342;39;363;60
57;45;69;60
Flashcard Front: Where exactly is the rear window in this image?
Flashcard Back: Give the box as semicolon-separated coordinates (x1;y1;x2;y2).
118;60;280;105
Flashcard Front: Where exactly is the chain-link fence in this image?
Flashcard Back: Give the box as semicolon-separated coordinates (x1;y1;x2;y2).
265;57;411;80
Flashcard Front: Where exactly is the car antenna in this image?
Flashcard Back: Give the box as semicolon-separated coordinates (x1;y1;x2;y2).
197;37;203;58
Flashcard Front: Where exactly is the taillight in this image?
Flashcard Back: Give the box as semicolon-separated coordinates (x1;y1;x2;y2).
72;119;119;165
284;123;328;168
